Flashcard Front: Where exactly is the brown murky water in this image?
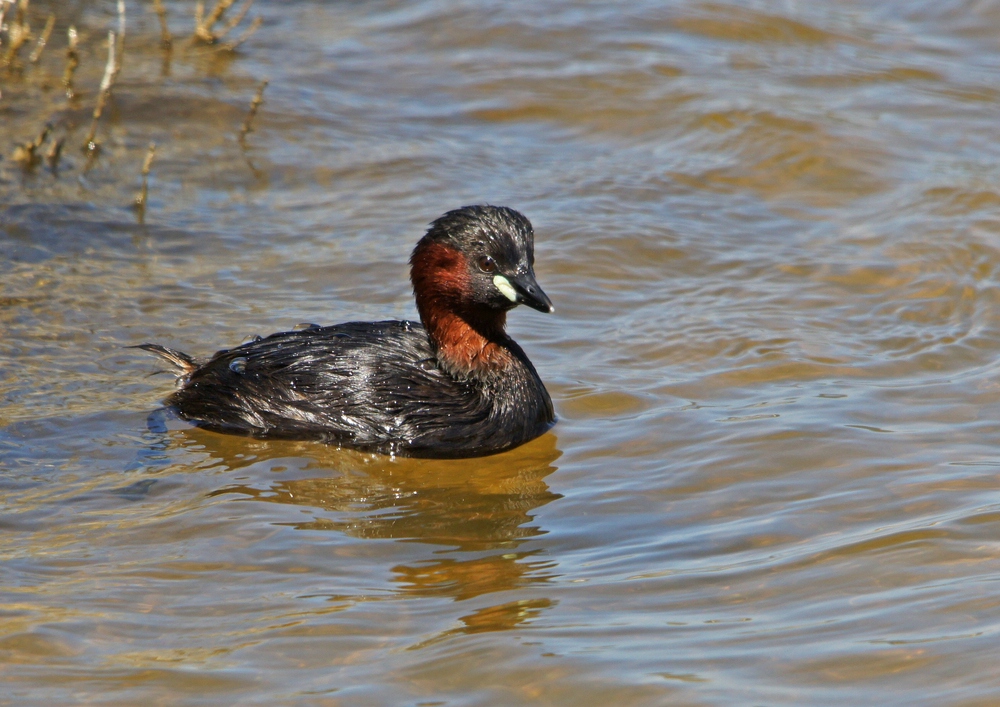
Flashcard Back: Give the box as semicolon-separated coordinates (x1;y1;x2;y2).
3;1;1000;704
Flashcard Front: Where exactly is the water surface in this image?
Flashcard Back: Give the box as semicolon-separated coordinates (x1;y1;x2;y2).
3;1;1000;704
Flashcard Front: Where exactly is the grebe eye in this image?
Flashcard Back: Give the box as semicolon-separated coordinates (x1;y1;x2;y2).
478;256;497;273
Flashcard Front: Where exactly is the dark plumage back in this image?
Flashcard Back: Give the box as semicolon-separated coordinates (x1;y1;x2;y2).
162;321;551;457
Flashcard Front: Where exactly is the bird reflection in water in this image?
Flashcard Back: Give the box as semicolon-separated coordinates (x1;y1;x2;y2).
167;424;563;639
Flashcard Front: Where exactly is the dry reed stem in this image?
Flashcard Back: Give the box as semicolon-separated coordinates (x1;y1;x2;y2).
238;78;267;145
0;3;6;97
116;0;125;62
141;141;156;176
12;122;51;167
46;135;64;170
194;0;257;47
2;0;32;68
217;0;252;41
83;31;119;152
221;15;260;52
199;0;236;39
135;141;157;221
152;0;172;47
63;26;79;97
27;12;52;63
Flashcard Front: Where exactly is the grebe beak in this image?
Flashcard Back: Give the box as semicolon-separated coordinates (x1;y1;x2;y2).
509;270;554;314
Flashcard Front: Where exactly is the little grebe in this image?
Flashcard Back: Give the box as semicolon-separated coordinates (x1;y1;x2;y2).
135;205;555;458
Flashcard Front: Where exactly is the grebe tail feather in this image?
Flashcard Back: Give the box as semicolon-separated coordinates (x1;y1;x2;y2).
129;344;198;376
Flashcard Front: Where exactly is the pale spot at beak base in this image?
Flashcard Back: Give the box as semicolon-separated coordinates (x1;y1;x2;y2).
493;275;518;302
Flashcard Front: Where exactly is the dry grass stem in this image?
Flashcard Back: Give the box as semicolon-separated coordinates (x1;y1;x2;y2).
116;0;126;61
12;122;52;167
194;0;257;46
221;15;261;52
141;141;157;176
238;78;267;145
46;135;64;170
195;0;236;42
218;0;253;41
152;0;172;47
27;12;53;63
83;30;119;152
134;141;157;221
2;0;32;68
63;25;79;97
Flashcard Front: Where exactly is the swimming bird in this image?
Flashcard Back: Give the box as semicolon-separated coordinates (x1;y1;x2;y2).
134;205;555;458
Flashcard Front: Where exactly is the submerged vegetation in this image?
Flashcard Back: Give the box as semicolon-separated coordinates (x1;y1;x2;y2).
0;0;266;220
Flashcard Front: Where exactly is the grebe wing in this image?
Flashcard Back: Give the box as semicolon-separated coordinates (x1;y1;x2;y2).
168;321;486;449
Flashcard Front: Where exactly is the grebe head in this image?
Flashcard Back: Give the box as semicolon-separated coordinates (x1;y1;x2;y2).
410;206;553;323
